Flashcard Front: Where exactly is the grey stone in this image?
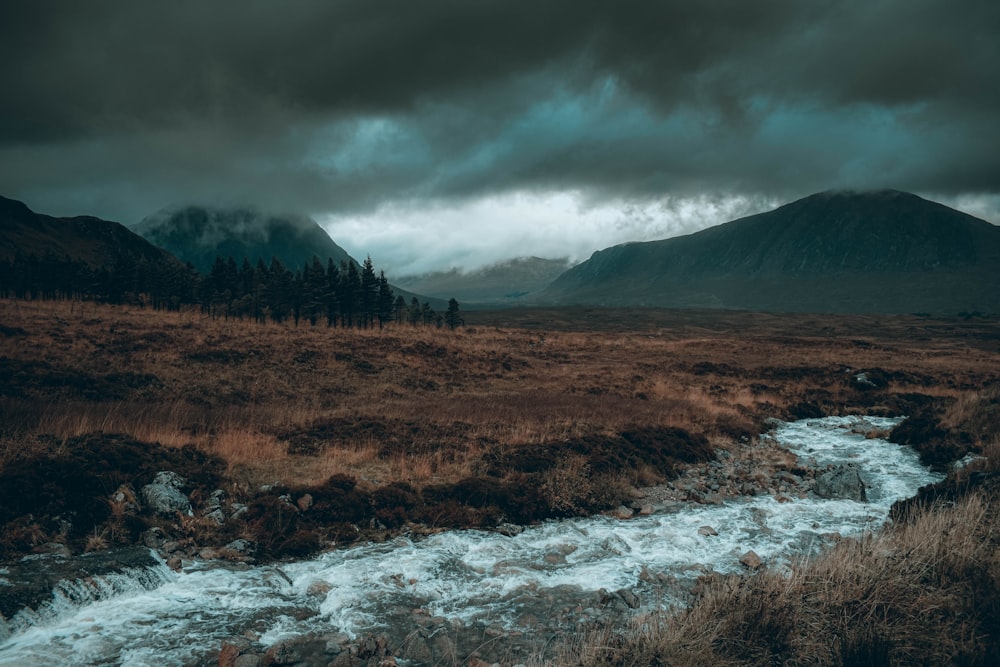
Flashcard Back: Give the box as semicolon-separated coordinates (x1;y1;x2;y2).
740;550;763;570
141;527;166;549
813;463;867;502
141;472;192;516
205;508;226;525
615;588;640;609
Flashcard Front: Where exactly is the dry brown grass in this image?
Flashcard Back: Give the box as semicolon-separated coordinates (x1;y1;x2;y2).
564;490;1000;667
2;299;998;492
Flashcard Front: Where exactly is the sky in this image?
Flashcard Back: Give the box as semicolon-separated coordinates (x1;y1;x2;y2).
1;1;998;276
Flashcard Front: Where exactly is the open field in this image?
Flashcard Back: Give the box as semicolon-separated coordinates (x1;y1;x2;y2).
1;299;999;555
2;299;1000;664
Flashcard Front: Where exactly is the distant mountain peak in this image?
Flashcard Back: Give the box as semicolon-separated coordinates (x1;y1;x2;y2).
540;189;1000;314
133;204;355;273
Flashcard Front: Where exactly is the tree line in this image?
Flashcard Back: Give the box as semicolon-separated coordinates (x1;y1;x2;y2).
0;251;462;329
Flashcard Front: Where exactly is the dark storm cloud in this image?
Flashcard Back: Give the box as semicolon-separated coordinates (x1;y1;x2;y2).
0;0;997;226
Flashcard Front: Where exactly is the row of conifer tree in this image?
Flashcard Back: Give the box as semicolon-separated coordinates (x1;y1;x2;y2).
0;251;462;329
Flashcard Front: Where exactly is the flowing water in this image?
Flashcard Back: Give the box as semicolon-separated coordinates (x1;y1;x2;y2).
0;416;943;666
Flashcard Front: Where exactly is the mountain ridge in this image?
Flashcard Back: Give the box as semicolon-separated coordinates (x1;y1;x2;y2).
540;190;1000;314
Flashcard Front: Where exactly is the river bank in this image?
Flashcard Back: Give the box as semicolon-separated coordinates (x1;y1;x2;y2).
0;416;948;666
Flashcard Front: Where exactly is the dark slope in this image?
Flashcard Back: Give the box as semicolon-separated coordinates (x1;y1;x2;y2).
541;190;1000;314
133;206;356;273
0;195;186;271
395;256;575;306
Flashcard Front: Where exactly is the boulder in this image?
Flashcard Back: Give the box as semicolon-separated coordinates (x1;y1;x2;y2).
698;525;718;537
140;471;192;516
739;550;763;570
813;463;868;502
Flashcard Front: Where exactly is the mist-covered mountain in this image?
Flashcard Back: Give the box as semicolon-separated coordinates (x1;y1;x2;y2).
539;190;1000;314
395;256;574;306
133;206;356;273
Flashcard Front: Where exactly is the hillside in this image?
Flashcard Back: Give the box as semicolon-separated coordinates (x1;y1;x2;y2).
394;256;574;306
0;196;182;269
0;195;194;303
133;205;356;273
540;190;1000;314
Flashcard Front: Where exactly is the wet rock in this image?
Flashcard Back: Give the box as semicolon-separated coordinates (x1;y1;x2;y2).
329;652;363;667
141;471;192;517
739;550;763;570
616;588;640;609
264;640;299;665
814;464;867;502
698;525;718;537
611;505;634;519
34;542;72;557
325;632;352;653
233;655;262;667
496;522;523;537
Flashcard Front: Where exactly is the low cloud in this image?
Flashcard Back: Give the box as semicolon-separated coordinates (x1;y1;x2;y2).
0;1;997;268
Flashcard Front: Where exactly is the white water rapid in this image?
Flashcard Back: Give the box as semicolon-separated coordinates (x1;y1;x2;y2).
0;416;943;666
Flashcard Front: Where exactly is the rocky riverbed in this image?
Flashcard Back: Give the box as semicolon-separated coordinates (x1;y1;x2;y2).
1;416;941;666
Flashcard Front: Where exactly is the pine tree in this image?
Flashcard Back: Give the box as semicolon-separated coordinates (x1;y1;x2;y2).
360;256;378;328
376;270;395;329
444;298;463;329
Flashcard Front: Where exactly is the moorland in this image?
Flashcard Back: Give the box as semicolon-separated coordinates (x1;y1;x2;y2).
2;299;999;665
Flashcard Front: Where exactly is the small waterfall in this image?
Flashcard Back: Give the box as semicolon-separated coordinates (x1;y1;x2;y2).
0;548;174;643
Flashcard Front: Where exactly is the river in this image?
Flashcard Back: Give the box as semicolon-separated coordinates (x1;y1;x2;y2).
0;416;942;666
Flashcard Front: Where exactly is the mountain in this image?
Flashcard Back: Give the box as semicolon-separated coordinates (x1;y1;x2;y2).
540;190;1000;314
133;206;356;273
394;256;574;306
0;195;186;271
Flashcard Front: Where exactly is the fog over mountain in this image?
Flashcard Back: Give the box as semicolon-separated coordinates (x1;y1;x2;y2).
540;190;1000;314
1;1;997;274
133;206;356;273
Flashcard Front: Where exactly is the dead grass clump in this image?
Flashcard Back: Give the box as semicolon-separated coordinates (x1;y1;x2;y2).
569;492;1000;667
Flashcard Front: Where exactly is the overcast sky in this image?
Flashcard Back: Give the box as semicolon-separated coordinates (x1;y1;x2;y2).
1;1;997;275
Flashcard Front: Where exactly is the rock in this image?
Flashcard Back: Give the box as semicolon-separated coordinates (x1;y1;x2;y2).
141;471;192;517
207;489;227;509
225;539;255;555
205;508;227;525
142;527;167;549
325;632;352;653
34;542;72;557
739;550;763;570
218;643;242;667
611;506;634;519
813;463;868;502
306;580;332;597
496;522;523;537
329;651;363;667
229;503;249;520
698;525;718;536
616;588;640;609
264;640;298;665
399;635;432;663
233;655;262;667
